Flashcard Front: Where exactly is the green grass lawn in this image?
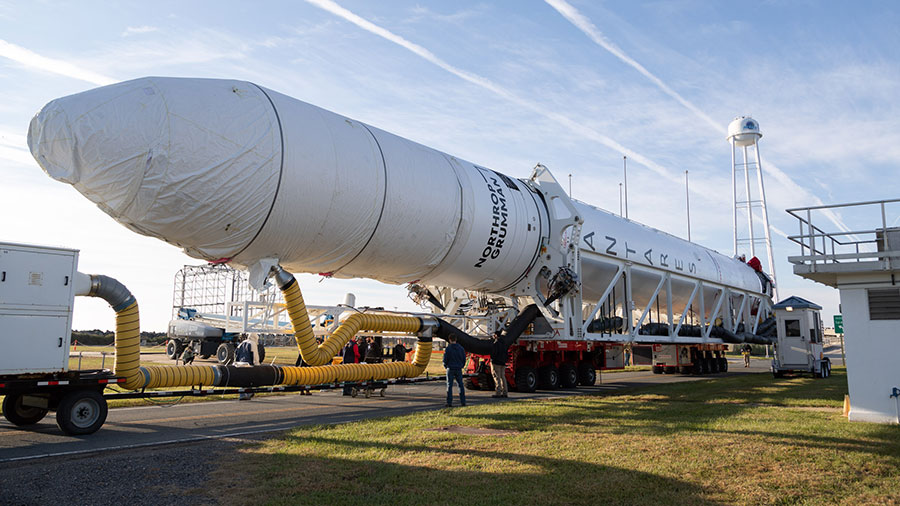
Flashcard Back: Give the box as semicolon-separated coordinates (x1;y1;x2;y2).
210;368;900;505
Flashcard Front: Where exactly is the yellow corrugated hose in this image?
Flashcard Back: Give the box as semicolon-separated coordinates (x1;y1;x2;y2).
281;280;423;366
114;301;218;390
280;339;432;386
111;277;432;391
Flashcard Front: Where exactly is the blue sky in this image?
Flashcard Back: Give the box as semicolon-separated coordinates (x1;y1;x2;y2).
2;0;898;331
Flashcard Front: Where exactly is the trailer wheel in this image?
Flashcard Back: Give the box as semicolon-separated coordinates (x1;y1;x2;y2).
652;365;663;374
166;339;183;360
515;366;538;393
56;390;107;436
577;363;596;386
217;343;235;364
678;366;692;375
538;365;560;390
2;394;49;426
559;363;578;389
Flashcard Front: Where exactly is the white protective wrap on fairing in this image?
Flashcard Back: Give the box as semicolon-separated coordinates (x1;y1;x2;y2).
28;78;281;260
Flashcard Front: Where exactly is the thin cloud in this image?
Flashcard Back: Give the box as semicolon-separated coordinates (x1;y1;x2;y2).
0;39;116;86
303;0;680;183
545;0;721;133
545;0;854;235
122;25;159;37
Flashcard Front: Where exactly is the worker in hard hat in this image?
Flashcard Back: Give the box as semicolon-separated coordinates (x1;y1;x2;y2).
490;331;509;398
741;344;752;368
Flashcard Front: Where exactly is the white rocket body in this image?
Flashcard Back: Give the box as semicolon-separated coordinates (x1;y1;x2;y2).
28;77;763;306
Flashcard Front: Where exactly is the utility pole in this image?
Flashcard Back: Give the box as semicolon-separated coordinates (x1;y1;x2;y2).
685;170;691;241
623;155;629;219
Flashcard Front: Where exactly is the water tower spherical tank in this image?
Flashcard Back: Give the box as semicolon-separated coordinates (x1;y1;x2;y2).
727;116;761;146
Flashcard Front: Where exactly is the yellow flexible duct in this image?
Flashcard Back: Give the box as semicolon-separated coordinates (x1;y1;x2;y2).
104;270;432;392
280;339;433;386
113;301;143;390
281;279;422;366
113;300;218;390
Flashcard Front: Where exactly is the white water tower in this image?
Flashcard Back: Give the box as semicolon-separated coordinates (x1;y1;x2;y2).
728;116;777;298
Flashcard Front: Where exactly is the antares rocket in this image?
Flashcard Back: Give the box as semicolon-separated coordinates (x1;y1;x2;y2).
28;77;767;312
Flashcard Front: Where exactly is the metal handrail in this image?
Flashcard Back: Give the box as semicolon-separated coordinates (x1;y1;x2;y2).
786;198;900;271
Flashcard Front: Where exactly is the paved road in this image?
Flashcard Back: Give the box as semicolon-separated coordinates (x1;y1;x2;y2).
0;358;769;463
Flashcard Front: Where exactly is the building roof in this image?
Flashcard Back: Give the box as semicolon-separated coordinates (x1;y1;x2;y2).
773;296;822;310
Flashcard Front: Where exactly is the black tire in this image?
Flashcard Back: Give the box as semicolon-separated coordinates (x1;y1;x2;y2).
477;370;494;391
538;365;560;390
652;365;662;374
678;366;692;375
700;357;710;375
515;366;538;393
463;378;477;390
709;357;720;374
663;366;676;374
166;339;183;360
719;357;728;373
559;363;578;388
257;343;266;364
773;368;784;378
55;390;107;436
577;362;596;386
216;343;235;364
2;394;49;426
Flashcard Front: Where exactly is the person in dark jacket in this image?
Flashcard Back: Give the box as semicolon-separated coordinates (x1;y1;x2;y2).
364;336;383;363
443;334;467;407
341;340;359;396
356;337;368;364
490;331;508;398
392;342;412;362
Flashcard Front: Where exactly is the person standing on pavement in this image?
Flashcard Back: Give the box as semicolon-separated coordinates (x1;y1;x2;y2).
341;339;359;396
741;344;752;368
490;331;508;398
443;334;467;408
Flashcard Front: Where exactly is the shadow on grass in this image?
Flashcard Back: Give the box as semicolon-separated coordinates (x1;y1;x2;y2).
451;369;900;462
226;433;724;506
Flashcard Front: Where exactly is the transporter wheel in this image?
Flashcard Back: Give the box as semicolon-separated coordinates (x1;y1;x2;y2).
477;371;494;391
2;394;49;426
678;366;692;375
663;366;676;374
559;363;578;389
577;363;596;386
166;339;183;360
538;366;560;390
700;357;710;375
55;390;107;436
652;365;663;375
515;366;538;393
216;343;235;364
719;357;728;373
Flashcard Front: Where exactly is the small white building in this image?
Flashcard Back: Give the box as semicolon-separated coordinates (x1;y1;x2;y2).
788;198;900;423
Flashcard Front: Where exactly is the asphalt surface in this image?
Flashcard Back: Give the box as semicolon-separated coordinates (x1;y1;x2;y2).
0;358;769;463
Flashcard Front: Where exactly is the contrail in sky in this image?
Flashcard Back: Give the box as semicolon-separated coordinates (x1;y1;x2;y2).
545;0;722;133
546;0;852;235
0;39;116;86
303;0;681;183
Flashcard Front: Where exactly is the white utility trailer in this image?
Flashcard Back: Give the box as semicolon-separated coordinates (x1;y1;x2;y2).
771;296;831;378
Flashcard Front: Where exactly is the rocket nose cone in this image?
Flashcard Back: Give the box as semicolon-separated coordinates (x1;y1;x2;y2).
28;80;164;217
28;77;283;261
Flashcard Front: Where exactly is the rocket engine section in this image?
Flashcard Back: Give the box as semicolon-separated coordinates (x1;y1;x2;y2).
28;77;545;294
